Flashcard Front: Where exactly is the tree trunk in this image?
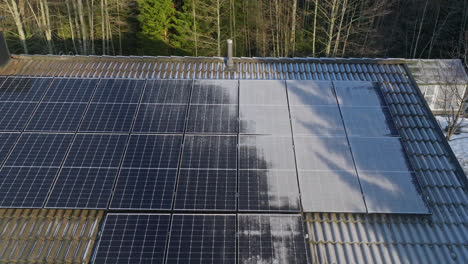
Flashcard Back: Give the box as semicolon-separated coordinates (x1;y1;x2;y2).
87;0;95;54
7;0;28;53
76;0;88;54
101;0;106;54
65;0;78;54
312;0;318;56
413;0;428;58
193;0;198;56
290;0;297;56
333;0;347;57
216;0;221;57
326;0;338;57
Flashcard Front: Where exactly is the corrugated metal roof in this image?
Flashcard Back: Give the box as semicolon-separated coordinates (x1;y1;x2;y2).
0;209;104;264
0;55;466;264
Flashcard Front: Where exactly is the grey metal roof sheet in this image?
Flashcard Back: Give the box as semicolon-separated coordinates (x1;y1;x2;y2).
0;55;466;263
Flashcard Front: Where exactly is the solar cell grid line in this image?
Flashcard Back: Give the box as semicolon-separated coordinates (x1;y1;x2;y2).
166;214;236;264
0;133;20;166
25;102;87;132
0;102;37;131
238;214;310;264
181;135;237;169
133;104;188;133
91;79;145;103
0;77;53;102
92;214;171;264
186;104;238;134
190;79;238;105
42;78;99;103
79;103;138;132
45;167;118;209
141;79;192;104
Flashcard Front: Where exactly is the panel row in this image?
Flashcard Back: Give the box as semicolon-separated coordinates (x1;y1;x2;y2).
92;214;310;264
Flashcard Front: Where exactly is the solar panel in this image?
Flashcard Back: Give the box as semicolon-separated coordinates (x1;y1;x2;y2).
5;133;73;167
110;168;177;210
239;105;291;135
359;171;429;214
239;80;287;105
133;104;187;133
191;80;238;104
0;133;19;164
238;214;309;264
298;170;366;212
290;105;345;136
294;136;355;171
175;169;236;210
42;78;99;102
187;104;238;134
167;214;236;264
93;214;171;264
0;166;59;207
79;103;138;132
349;137;412;172
286;80;336;105
181;135;237;169
123;135;182;168
46;167;118;209
0;102;37;131
141;79;192;104
91;79;145;103
63;134;128;168
334;81;387;106
239;135;295;170
26;103;87;132
0;77;52;102
340;106;399;137
238;170;300;211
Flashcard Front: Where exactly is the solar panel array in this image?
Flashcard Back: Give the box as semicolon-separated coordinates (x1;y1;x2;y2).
0;76;429;263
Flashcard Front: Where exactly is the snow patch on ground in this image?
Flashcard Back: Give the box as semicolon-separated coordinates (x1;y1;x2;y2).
435;116;468;176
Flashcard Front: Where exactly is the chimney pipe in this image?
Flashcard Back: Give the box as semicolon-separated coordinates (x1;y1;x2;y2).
0;17;9;67
226;39;234;70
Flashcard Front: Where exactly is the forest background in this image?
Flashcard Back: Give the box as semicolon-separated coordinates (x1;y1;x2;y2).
1;0;467;59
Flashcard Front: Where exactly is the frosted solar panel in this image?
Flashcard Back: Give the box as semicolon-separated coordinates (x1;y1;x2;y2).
239;80;287;105
239;135;295;170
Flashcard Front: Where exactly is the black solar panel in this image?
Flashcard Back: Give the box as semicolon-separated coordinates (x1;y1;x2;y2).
239;135;295;170
26;103;87;132
80;103;138;132
341;106;399;137
123;135;182;168
0;166;59;207
286;80;336;105
0;77;52;102
238;170;300;211
239;80;287;105
93;214;171;264
133;104;187;133
63;134;128;168
91;79;145;103
0;133;19;164
181;135;237;169
191;80;238;104
0;102;37;131
240;105;291;135
175;169;236;210
187;104;238;134
42;78;99;102
141;79;192;104
290;105;345;136
334;81;387;106
5;133;73;167
46;167;118;209
167;214;236;264
238;214;309;264
111;168;177;210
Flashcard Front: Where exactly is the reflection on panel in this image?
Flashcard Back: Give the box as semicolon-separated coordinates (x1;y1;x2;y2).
239;80;287;105
91;79;145;103
175;169;236;210
334;81;386;106
80;103;138;133
240;105;291;135
191;80;238;104
46;167;118;209
290;105;345;136
341;106;398;137
43;78;98;103
359;171;429;214
287;80;336;105
167;214;236;264
349;137;412;172
238;214;309;264
111;168;177;210
123;135;182;169
187;104;238;134
0;166;59;207
141;79;192;104
27;103;87;132
0;77;52;102
93;214;171;264
239;136;295;170
134;104;187;133
294;136;355;171
182;135;237;169
0;102;37;131
238;170;300;212
298;170;366;213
